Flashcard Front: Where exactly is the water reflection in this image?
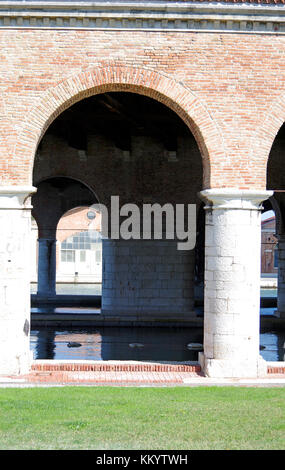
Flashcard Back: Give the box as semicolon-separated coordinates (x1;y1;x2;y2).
34;329;56;360
30;327;203;362
30;326;285;362
260;329;285;362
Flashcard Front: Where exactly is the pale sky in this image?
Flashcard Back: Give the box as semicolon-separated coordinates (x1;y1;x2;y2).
261;210;275;221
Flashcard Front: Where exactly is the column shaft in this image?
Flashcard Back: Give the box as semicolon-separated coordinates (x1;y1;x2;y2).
199;189;272;378
0;186;36;375
37;238;57;297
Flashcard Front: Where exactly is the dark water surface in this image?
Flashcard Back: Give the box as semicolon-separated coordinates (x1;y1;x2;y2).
30;325;285;362
30;285;283;362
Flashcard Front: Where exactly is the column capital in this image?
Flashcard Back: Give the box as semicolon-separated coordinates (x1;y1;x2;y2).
0;186;37;209
199;188;273;211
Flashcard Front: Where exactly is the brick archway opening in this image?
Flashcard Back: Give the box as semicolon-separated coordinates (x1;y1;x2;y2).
31;176;98;300
14;66;226;189
29;85;209;358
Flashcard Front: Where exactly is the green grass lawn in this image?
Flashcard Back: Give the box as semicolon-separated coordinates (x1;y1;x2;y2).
0;386;284;450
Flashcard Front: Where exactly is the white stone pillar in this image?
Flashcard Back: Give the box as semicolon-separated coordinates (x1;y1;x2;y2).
199;189;272;378
0;186;36;375
276;234;285;318
37;238;57;297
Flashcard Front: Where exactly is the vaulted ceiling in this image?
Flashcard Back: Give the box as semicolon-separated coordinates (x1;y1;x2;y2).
45;92;192;152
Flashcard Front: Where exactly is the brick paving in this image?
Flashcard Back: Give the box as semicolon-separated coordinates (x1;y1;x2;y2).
0;361;284;387
22;361;204;385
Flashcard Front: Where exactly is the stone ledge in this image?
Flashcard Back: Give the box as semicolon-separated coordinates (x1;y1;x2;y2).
0;185;36;209
30;313;204;327
199;188;273;211
0;1;284;34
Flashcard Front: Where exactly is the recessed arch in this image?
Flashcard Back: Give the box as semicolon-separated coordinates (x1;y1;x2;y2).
56;206;103;285
14;65;226;189
33;175;101;206
32;176;98;239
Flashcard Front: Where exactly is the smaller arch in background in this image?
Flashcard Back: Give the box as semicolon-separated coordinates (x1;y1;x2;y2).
34;175;100;205
56;206;103;284
32;176;98;238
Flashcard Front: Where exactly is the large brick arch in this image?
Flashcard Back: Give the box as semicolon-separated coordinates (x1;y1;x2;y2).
254;92;285;180
14;65;226;188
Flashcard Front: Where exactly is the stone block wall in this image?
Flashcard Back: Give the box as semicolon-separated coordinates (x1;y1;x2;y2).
102;238;195;319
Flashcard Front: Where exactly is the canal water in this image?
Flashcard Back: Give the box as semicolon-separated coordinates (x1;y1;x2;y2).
30;284;284;362
30;325;285;363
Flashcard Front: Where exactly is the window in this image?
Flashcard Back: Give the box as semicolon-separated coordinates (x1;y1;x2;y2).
61;250;75;262
61;231;102;261
274;248;278;268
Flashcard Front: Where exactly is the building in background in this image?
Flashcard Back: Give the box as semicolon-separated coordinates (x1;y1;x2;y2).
31;207;102;285
261;215;278;275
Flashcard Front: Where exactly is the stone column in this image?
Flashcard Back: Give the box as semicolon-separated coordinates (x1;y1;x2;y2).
37;238;57;297
276;234;285;318
0;186;36;375
198;189;272;378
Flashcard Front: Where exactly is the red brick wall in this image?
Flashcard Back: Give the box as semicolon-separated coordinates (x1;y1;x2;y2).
1;30;285;188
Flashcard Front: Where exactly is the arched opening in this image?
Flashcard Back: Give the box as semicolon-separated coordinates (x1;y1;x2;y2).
264;122;285;361
17;66;224;189
31;177;98;299
56;207;102;292
267;122;285;317
261;201;277;280
31;90;205;362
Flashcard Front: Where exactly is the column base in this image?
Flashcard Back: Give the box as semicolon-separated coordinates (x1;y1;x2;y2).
0;349;33;376
199;352;268;378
